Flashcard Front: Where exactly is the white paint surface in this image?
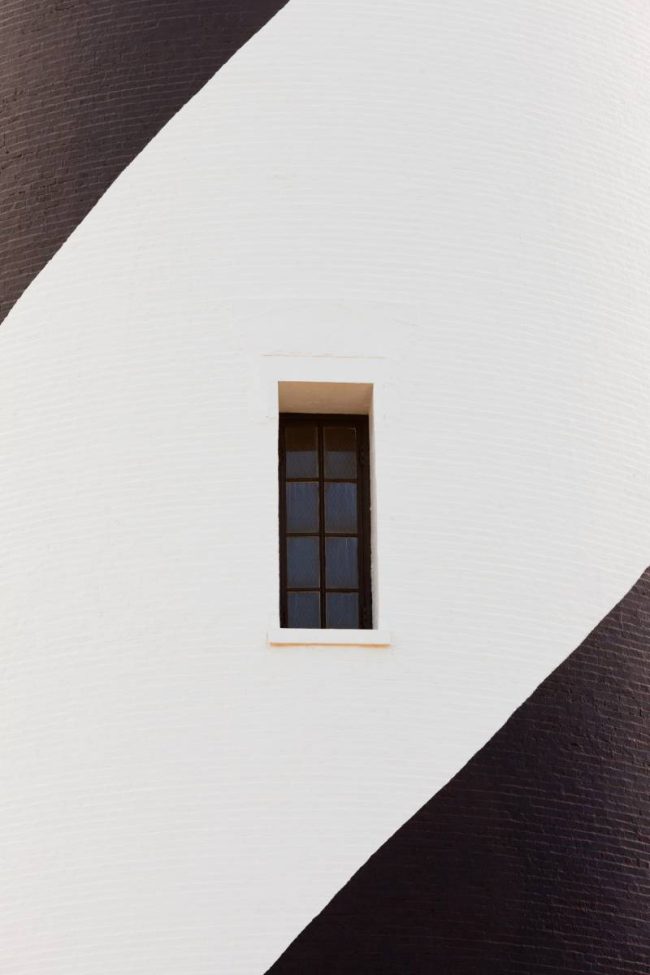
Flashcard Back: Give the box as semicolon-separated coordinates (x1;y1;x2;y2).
2;1;650;971
267;628;391;646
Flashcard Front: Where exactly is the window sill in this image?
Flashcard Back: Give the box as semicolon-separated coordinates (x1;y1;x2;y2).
268;627;391;648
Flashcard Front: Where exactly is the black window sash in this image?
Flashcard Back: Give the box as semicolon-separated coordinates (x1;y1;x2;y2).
279;413;372;629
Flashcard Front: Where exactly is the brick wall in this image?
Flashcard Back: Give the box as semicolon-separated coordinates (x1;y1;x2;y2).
0;0;286;321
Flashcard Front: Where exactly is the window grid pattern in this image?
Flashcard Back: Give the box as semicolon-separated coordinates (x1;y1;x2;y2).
279;414;371;629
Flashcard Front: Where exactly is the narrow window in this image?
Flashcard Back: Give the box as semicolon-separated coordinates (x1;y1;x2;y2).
279;414;372;629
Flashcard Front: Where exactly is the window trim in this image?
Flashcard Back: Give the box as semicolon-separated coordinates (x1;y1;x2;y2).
268;627;390;647
279;412;372;630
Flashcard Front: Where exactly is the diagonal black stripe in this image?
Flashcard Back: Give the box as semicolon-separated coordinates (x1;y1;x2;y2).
0;0;288;323
267;569;650;974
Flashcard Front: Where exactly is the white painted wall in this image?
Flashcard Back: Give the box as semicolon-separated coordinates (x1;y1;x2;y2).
2;1;650;971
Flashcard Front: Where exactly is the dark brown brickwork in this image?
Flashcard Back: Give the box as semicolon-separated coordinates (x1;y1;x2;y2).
0;0;287;322
267;569;650;974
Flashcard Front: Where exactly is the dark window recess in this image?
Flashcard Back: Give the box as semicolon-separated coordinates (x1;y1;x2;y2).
279;414;372;630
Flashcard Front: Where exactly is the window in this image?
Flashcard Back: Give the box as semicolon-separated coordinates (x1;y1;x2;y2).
279;414;372;629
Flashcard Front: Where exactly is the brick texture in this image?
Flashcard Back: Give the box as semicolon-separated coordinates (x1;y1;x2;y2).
267;569;650;974
0;0;287;322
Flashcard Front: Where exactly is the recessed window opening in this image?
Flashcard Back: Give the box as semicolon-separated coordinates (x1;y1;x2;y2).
279;413;372;629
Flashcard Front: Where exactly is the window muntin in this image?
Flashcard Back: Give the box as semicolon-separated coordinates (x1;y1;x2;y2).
279;414;371;629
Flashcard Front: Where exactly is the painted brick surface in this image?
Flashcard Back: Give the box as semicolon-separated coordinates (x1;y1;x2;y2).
0;0;286;321
2;1;650;971
268;569;650;973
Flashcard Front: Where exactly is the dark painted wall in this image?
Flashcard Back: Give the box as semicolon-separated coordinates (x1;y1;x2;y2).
0;0;287;322
268;569;650;974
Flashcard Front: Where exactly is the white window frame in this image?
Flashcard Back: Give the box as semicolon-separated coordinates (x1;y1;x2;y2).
258;354;390;648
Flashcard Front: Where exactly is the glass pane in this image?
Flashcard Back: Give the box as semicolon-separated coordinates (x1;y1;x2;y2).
286;482;319;533
325;536;358;589
287;536;320;588
288;592;320;628
285;424;318;478
325;482;357;533
324;426;357;479
326;592;359;629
